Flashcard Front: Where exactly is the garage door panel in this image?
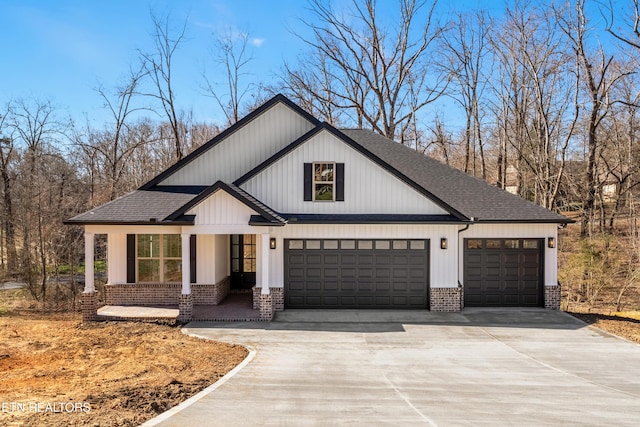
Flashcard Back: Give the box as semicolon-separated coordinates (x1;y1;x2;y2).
464;238;543;307
285;239;429;309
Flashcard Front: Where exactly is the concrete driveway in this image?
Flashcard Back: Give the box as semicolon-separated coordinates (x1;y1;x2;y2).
149;309;640;426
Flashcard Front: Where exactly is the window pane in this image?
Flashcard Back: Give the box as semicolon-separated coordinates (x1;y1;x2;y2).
375;240;390;250
315;184;334;200
289;240;304;249
324;240;338;249
137;234;159;258
486;239;501;249
163;234;182;258
306;240;321;249
314;163;334;182
523;240;539;249
393;240;408;250
410;240;425;250
138;259;160;282
504;239;519;249
243;258;256;273
164;260;182;282
358;240;373;249
466;239;482;249
231;259;240;272
341;240;355;249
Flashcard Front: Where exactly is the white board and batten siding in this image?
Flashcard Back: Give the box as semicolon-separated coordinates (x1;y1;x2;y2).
185;191;258;235
267;224;460;290
459;223;558;287
160;102;315;186
241;129;448;215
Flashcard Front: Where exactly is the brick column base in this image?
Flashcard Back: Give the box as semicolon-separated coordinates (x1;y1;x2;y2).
259;294;273;321
178;294;193;322
544;284;561;310
430;287;462;312
252;286;260;310
82;291;98;322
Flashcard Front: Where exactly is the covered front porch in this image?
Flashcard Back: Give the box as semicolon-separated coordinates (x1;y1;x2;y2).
81;229;283;322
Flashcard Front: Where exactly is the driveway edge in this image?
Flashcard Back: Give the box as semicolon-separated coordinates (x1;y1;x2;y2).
140;328;256;427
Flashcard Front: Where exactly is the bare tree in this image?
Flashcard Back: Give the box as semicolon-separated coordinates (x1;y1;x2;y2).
441;11;491;178
140;12;188;161
291;0;449;140
0;105;18;273
203;31;255;126
558;0;630;235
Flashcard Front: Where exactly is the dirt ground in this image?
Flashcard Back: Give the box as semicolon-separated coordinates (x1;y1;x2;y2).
0;311;248;427
568;311;640;343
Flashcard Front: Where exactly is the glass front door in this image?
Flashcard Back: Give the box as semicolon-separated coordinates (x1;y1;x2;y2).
230;234;256;289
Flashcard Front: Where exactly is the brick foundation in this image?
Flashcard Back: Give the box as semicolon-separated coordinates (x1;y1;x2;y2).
253;287;283;314
177;294;193;322
259;294;273;320
105;278;230;306
430;287;462;312
82;291;98;321
544;284;561;310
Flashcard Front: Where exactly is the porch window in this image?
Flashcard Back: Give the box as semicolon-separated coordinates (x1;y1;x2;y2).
137;234;181;282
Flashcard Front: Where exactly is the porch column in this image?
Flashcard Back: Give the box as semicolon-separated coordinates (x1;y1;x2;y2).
260;233;270;295
84;232;95;293
258;233;273;321
181;233;191;295
82;231;97;321
178;233;193;322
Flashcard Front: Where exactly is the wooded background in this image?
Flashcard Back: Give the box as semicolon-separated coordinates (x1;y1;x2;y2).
1;0;639;310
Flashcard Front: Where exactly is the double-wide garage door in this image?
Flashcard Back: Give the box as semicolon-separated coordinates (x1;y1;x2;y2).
284;239;429;309
464;238;544;307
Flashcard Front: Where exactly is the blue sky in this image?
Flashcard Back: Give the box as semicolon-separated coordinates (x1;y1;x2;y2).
0;0;318;125
0;0;549;129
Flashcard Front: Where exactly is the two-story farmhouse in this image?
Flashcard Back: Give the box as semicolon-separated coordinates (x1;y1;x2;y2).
66;94;571;321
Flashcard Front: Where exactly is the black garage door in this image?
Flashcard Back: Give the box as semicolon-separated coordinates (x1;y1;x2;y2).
464;238;543;307
284;239;429;309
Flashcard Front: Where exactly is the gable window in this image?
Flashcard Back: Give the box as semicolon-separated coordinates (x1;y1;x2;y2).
313;162;335;201
304;162;344;201
137;234;182;282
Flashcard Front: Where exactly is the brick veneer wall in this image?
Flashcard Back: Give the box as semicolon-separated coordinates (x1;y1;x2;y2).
177;294;193;322
253;287;284;313
82;292;98;321
105;278;231;306
430;287;462;312
544;284;561;310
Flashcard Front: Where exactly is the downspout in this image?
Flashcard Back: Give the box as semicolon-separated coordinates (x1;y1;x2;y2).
457;220;473;310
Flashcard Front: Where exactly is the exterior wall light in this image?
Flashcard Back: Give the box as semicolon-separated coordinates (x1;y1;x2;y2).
440;238;448;250
270;238;277;250
548;237;555;248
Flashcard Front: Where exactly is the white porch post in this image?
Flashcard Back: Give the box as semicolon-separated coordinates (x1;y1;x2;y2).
178;232;193;322
84;232;95;293
260;233;270;295
181;233;191;295
82;231;97;321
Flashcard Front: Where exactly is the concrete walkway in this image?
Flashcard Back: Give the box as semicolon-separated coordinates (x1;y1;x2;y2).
147;309;640;426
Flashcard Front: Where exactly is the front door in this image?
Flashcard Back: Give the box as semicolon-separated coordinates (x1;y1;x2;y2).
230;234;256;289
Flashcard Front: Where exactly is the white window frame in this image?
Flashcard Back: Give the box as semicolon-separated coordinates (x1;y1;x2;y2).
136;234;182;283
312;162;336;202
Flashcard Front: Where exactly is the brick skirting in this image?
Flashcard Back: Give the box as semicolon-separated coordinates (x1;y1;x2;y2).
430;287;462;312
253;286;284;313
104;278;230;306
544;284;561;310
177;294;193;322
82;291;98;321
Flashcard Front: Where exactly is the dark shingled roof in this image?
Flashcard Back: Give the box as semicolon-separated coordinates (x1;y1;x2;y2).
339;129;571;223
64;186;206;225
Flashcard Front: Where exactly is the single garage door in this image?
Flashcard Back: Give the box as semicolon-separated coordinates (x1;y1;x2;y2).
284;239;429;309
464;238;543;307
